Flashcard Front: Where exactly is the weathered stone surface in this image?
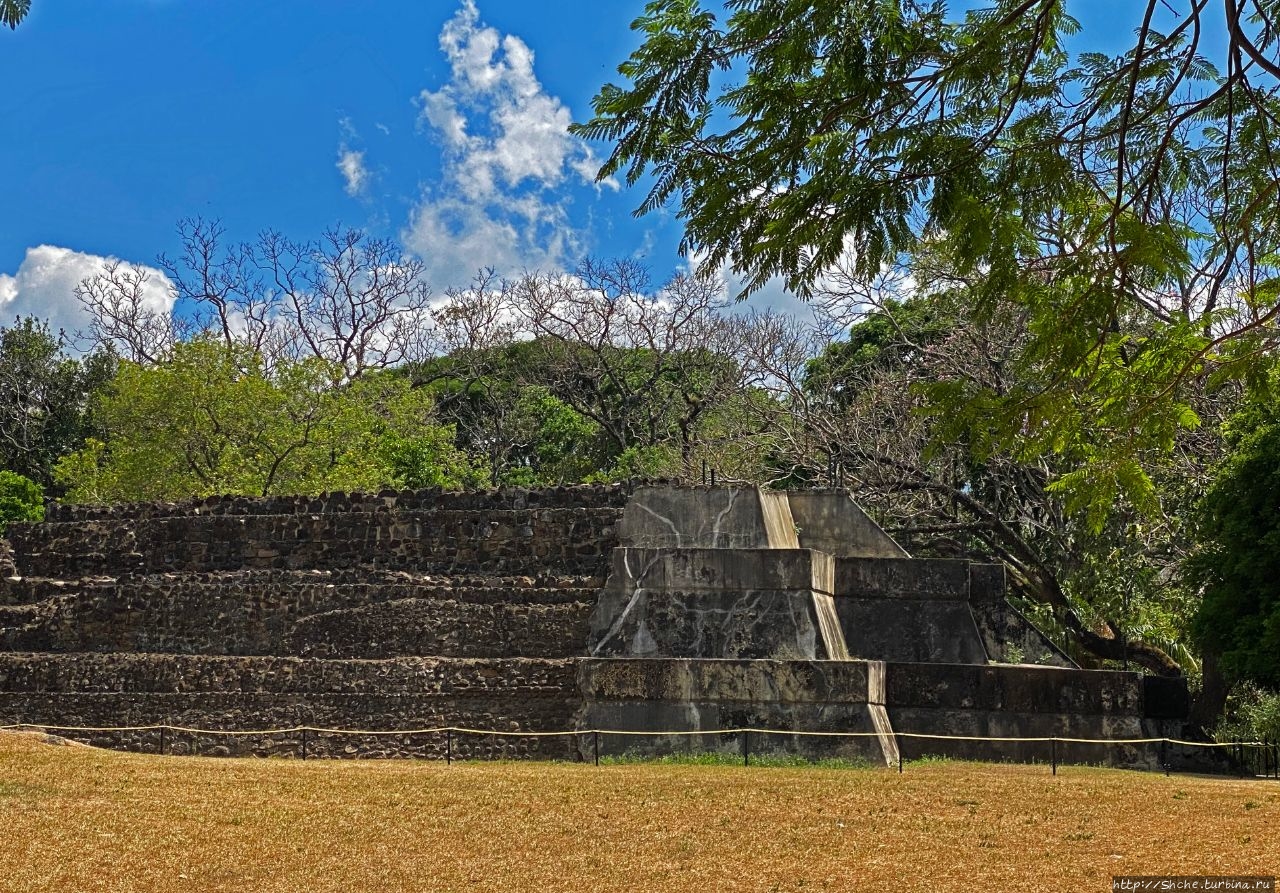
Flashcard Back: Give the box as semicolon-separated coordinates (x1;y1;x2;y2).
835;557;971;599
576;658;896;765
787;490;908;558
7;507;623;579
839;599;988;664
589;588;829;659
884;662;1143;714
0;652;582;758
0;571;599;659
605;547;833;594
586;546;849;661
0;482;1188;769
965;565;1076;667
617;486;783;550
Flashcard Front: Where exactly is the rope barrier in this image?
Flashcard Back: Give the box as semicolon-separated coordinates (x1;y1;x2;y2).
0;722;1267;749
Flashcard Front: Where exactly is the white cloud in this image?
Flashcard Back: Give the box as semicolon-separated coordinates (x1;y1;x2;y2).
0;245;174;346
680;250;821;327
337;148;370;198
336;116;371;198
404;0;612;287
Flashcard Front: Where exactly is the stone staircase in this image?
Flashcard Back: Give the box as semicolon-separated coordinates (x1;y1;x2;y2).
0;485;632;758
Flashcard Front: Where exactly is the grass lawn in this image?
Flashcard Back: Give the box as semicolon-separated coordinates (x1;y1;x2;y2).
0;731;1275;892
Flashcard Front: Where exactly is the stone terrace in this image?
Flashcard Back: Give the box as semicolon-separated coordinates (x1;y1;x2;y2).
0;484;633;758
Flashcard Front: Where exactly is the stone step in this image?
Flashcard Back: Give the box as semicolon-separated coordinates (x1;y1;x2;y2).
286;598;592;659
6;506;623;578
0;652;579;693
0;652;583;760
40;483;632;523
1;570;603;607
0;575;602;658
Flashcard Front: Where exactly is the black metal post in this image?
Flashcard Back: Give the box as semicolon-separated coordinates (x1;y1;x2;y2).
742;730;750;767
445;728;452;765
1161;738;1169;776
593;730;599;766
710;468;717;487
301;727;308;761
159;725;167;756
897;735;903;774
1051;738;1057;776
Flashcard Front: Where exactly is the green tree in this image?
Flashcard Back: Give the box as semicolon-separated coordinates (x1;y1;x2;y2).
0;317;116;489
1192;406;1280;692
420;262;768;485
54;339;474;502
0;470;43;533
1;0;30;29
575;0;1280;508
740;291;1217;676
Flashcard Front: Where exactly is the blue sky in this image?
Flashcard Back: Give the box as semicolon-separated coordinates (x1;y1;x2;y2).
0;0;682;335
0;1;1218;337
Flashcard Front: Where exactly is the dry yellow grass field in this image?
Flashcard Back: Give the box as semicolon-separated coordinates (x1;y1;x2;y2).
0;731;1275;893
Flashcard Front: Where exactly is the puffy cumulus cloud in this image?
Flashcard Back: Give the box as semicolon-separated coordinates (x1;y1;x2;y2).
405;0;612;287
0;245;174;346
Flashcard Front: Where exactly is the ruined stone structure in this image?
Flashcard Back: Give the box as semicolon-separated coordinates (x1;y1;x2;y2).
0;484;1190;766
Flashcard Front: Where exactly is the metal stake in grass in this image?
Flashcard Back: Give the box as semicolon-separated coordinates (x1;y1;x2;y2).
1051;738;1057;776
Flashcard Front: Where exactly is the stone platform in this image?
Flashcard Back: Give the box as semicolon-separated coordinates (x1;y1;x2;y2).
0;483;1192;769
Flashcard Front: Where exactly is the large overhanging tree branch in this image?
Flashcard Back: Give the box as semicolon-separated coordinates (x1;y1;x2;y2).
574;0;1280;505
736;292;1213;678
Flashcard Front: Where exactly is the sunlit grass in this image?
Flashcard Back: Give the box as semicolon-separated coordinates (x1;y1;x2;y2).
1;731;1275;892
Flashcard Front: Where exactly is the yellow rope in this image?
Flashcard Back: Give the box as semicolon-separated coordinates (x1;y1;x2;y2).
0;722;1267;748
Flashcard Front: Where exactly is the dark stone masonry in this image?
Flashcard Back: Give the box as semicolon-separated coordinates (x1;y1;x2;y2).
0;483;1193;768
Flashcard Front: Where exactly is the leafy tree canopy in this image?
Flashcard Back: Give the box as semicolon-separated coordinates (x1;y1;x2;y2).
0;470;43;534
1;0;29;29
1192;401;1280;689
0;317;116;489
54;338;476;503
575;0;1280;508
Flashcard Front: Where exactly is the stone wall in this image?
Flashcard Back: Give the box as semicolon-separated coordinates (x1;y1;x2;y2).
7;505;623;579
0;483;1189;769
0;485;630;758
884;662;1151;764
40;485;627;523
575;657;896;765
0;571;597;659
0;652;581;759
0;539;14;578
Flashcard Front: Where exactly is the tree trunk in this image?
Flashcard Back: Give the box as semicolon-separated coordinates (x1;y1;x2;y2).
1188;649;1232;735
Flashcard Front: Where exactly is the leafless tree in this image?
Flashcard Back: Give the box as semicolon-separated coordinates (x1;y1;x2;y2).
77;218;435;380
513;258;748;468
74;261;178;365
258;226;433;380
